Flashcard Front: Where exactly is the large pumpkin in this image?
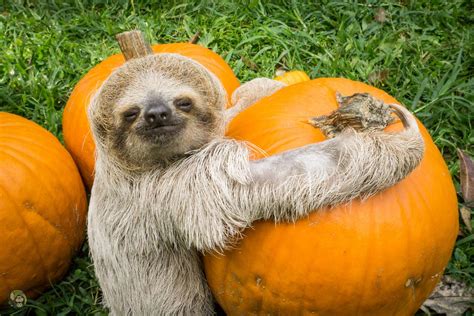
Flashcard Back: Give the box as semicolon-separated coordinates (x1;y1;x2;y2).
0;113;87;304
204;78;459;315
62;43;240;189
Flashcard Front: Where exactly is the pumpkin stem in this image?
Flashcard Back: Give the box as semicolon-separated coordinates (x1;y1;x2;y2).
309;92;395;138
116;30;153;61
189;31;200;44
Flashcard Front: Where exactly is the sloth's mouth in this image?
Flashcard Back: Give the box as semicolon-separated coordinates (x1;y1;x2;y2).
136;121;185;143
150;124;181;132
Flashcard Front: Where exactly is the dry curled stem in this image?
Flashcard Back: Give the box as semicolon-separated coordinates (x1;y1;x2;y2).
116;30;153;61
309;92;395;138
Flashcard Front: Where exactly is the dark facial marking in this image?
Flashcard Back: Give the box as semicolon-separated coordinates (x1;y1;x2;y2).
195;109;215;126
174;97;193;112
110;121;131;153
122;107;140;123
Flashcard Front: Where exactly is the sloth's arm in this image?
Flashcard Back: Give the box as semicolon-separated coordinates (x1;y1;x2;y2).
174;103;423;252
248;104;424;221
225;78;286;123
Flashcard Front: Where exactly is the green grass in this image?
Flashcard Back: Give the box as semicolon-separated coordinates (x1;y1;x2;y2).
1;0;473;314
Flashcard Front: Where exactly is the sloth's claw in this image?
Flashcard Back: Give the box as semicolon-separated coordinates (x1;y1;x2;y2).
388;103;419;133
309;92;397;138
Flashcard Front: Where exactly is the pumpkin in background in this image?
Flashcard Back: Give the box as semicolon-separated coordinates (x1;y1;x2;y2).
0;113;87;304
62;43;240;189
204;78;458;315
274;70;310;85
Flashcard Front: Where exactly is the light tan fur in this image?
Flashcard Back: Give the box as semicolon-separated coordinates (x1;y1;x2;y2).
87;53;424;315
225;77;286;123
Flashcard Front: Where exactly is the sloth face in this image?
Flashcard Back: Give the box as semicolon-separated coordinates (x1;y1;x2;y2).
90;54;226;169
111;79;217;163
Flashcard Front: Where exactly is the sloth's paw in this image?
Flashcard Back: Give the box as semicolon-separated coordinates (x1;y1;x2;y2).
309;92;396;138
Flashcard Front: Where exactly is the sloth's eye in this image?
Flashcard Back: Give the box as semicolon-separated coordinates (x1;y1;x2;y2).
123;108;140;123
174;97;193;112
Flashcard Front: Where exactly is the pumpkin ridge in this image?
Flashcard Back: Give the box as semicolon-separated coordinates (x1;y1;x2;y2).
0;146;75;250
0;134;65;149
0;271;13;297
222;250;237;311
0;137;67;164
0;122;30;128
2;129;72;165
407;174;440;295
261;225;285;310
1;143;75;207
392;186;413;306
81;129;93;151
23;207;73;250
357;198;376;314
0;185;50;292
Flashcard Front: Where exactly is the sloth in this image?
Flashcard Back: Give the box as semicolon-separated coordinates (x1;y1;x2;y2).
87;53;424;315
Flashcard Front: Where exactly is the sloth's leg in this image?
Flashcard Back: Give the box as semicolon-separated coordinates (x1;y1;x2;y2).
249;97;424;221
225;78;286;123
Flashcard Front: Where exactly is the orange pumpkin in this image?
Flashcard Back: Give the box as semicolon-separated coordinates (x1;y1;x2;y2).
0;113;87;303
62;43;240;189
274;70;311;85
203;78;459;315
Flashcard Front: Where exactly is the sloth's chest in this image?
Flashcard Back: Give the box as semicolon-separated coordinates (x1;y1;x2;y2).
89;195;182;252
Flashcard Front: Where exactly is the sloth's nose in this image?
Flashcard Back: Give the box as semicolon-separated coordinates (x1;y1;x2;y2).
144;102;173;127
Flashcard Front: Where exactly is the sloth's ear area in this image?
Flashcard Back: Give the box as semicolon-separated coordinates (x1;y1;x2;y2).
87;91;114;147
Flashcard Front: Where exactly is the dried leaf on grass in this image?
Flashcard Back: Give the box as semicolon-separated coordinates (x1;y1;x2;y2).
422;276;473;315
189;31;200;44
368;69;389;85
275;67;287;77
458;149;474;207
241;56;259;71
374;8;387;23
460;206;472;233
